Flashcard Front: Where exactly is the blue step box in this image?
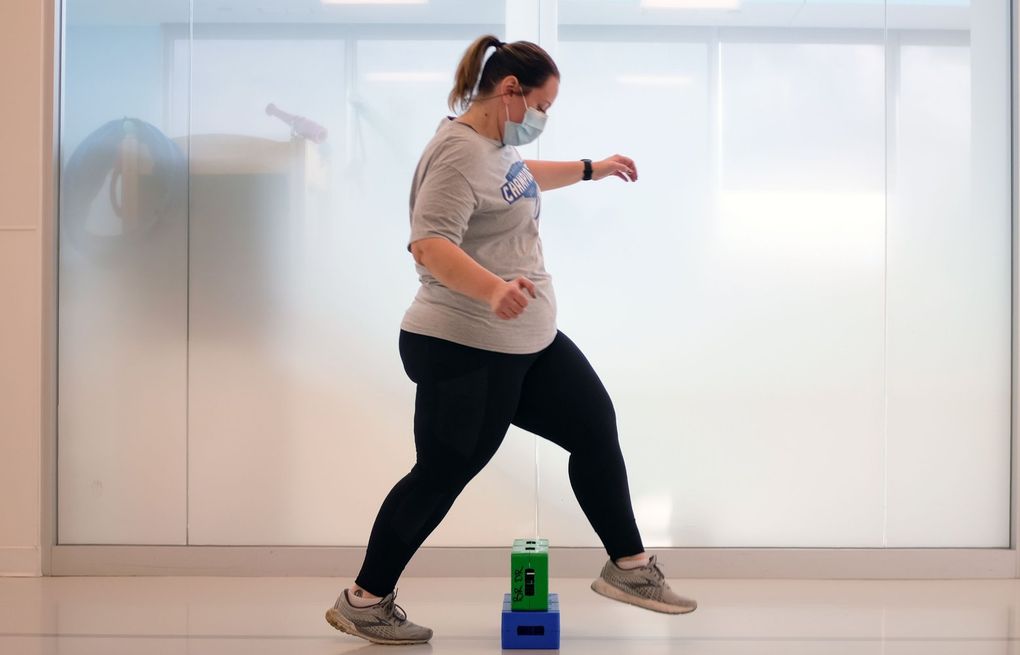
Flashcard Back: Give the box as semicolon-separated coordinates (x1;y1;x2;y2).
501;592;560;650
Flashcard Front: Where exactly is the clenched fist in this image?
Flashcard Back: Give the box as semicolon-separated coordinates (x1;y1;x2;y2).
489;277;537;320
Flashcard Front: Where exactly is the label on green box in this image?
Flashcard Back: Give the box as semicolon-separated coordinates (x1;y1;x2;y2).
510;538;549;611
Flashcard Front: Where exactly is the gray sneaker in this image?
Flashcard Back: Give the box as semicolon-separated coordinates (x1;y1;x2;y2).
591;554;698;615
325;588;433;645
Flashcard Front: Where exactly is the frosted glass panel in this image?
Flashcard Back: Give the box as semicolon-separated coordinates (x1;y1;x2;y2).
699;39;886;544
539;37;887;548
184;8;528;546
540;0;1009;548
58;0;1011;550
58;3;190;544
884;1;1012;546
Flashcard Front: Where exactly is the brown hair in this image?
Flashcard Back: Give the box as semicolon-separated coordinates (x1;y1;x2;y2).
448;34;560;113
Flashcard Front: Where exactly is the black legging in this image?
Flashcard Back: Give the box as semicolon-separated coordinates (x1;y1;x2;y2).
355;329;645;596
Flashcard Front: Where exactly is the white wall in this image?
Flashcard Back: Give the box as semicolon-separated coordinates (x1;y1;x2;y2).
0;0;55;577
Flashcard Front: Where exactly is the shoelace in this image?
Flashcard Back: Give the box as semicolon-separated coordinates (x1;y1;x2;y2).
641;556;667;586
380;593;408;624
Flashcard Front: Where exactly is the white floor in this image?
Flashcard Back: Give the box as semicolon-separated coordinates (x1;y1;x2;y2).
2;575;1020;654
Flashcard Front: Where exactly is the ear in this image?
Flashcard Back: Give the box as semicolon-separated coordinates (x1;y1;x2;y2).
500;75;520;101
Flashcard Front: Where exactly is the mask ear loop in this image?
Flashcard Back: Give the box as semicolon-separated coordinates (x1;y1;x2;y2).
501;82;525;147
502;101;510;147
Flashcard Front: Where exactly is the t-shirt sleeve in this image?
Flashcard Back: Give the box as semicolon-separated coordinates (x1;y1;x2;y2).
408;160;477;250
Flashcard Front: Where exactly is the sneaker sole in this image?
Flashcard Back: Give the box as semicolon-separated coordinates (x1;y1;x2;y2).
324;608;431;645
590;577;697;615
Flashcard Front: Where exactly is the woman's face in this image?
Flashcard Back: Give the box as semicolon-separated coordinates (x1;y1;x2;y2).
500;74;559;123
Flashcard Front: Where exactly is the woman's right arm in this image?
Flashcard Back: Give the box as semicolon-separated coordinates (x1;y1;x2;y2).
411;237;536;321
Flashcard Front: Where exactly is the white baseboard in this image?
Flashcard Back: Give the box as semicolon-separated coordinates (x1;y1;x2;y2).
0;546;42;577
48;546;1019;579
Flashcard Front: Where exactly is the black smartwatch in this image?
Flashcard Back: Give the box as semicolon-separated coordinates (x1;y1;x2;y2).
581;158;593;181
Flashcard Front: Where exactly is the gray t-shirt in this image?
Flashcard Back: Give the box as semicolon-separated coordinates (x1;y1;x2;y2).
400;117;557;354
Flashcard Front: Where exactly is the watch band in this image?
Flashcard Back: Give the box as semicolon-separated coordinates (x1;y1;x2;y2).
581;158;593;181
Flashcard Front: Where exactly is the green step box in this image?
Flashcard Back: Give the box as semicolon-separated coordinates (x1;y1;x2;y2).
510;538;549;611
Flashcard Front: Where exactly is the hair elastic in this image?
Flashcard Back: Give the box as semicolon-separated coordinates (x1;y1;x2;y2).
471;42;501;100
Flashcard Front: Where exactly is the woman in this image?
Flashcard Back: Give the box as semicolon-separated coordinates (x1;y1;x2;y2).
326;34;697;646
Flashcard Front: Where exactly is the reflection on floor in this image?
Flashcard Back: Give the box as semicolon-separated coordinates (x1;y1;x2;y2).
2;575;1020;654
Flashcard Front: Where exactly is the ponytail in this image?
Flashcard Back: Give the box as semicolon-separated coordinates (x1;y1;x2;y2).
448;34;559;113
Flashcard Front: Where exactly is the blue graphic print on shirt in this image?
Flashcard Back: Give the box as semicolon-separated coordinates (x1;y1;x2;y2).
501;161;538;206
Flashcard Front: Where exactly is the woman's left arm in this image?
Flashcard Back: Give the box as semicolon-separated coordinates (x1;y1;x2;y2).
525;155;638;191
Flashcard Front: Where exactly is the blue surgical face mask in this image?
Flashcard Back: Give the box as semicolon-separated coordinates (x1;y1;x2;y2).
502;92;546;146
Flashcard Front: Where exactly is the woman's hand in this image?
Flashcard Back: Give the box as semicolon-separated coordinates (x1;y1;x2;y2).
489;277;537;320
593;155;638;182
